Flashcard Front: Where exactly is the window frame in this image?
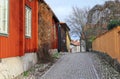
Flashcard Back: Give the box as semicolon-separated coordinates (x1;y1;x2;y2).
25;5;32;38
0;0;9;36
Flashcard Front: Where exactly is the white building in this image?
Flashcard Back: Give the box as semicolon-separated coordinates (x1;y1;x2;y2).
70;40;86;53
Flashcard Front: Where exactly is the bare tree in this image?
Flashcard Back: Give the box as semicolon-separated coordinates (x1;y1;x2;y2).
66;7;89;51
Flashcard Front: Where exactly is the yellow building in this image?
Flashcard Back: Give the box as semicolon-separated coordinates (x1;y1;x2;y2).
66;30;71;52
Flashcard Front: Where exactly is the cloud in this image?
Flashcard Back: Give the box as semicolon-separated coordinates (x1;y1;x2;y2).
45;0;108;21
53;6;72;21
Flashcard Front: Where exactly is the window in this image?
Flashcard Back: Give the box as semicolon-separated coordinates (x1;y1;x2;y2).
0;0;9;35
25;6;32;37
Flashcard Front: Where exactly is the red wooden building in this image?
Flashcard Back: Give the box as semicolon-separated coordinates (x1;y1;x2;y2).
0;0;62;78
38;0;59;53
51;15;59;50
0;0;38;58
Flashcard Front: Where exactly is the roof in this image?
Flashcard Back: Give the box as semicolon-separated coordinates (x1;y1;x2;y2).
39;0;59;22
60;22;70;31
70;40;80;46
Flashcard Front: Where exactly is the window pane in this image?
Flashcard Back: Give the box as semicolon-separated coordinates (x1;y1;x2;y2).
0;0;8;34
4;0;8;33
28;10;31;36
0;1;4;32
25;6;32;37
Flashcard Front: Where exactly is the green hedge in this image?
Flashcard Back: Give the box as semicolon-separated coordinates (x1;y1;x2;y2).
107;20;120;30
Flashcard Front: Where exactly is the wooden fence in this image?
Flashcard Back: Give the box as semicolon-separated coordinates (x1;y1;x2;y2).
92;26;120;62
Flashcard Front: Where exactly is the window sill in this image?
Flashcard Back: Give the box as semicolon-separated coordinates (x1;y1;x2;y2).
0;33;9;37
25;35;31;39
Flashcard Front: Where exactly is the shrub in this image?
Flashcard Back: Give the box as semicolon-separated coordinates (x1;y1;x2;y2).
89;36;96;42
23;71;29;77
107;20;120;30
52;52;60;59
37;43;54;63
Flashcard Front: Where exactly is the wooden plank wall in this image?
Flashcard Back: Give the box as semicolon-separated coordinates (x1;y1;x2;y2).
0;0;38;58
92;26;120;62
0;0;22;58
25;0;38;53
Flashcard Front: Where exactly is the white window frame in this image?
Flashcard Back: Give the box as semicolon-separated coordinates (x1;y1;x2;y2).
0;0;9;36
25;6;32;37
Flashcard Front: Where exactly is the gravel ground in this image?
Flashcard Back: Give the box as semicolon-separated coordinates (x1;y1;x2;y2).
14;52;62;79
14;62;53;79
14;52;120;79
90;52;120;79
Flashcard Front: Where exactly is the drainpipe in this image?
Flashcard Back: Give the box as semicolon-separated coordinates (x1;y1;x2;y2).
58;24;61;52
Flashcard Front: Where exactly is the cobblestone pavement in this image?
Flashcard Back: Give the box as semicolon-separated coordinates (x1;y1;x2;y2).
40;53;99;79
15;52;120;79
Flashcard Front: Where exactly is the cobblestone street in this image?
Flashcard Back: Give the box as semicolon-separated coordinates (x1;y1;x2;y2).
15;52;120;79
39;53;98;79
39;52;120;79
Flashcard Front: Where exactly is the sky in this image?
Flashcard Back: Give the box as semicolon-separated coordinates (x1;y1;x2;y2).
45;0;108;40
45;0;108;21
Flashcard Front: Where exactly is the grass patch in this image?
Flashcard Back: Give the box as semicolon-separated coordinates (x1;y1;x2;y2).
23;71;29;77
52;52;60;59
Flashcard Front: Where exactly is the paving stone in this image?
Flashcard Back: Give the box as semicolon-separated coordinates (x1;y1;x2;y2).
15;52;120;79
40;53;99;79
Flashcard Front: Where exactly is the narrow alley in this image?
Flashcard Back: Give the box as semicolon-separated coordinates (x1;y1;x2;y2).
1;0;120;79
38;53;120;79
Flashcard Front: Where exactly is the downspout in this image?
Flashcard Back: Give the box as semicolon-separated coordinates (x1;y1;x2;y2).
58;24;61;52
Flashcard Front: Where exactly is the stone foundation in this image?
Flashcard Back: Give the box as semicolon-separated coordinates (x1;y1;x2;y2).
0;53;38;79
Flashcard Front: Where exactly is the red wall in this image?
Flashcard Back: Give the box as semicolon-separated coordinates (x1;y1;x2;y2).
56;25;58;49
51;18;58;49
0;0;38;58
25;0;38;53
54;24;58;49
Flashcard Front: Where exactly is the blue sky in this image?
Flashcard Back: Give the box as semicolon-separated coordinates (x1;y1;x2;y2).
45;0;108;40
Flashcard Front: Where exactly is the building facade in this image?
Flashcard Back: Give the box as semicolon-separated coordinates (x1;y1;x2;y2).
59;23;70;52
0;0;38;78
38;0;59;55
